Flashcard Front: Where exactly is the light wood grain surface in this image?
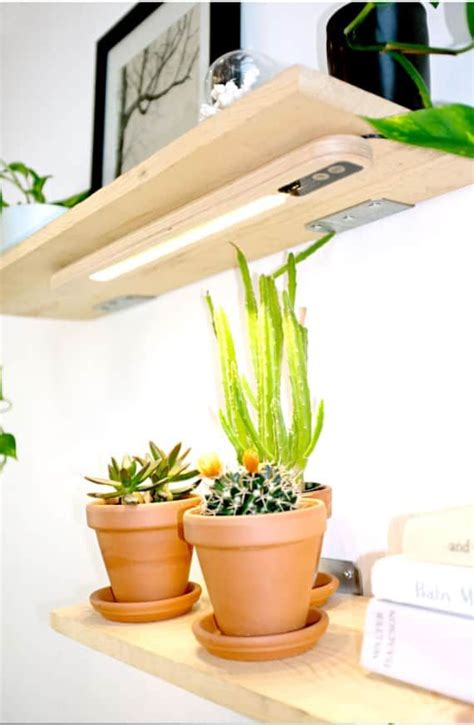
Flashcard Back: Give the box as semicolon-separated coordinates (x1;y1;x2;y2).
50;592;472;723
1;65;472;320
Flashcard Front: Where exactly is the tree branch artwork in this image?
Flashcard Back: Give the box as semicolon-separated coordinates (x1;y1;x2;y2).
115;7;200;177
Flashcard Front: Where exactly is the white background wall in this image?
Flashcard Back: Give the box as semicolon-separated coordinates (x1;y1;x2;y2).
1;2;473;723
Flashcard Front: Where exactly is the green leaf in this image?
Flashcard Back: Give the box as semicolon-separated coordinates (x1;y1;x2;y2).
0;433;16;460
31;175;51;203
53;189;90;208
170;469;199;482
363;104;474;158
167;442;182;471
149;440;165;461
430;2;439;7
84;475;119;487
467;3;474;39
7;162;31;178
87;489;123;500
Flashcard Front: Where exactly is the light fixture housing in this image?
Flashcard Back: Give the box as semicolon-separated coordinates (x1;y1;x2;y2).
51;135;373;290
89;194;288;282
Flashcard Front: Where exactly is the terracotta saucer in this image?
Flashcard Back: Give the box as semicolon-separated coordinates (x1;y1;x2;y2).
90;581;201;623
310;572;340;607
192;607;329;661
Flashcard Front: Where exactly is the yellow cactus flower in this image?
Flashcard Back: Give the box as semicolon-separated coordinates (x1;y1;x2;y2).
197;453;223;479
242;449;260;474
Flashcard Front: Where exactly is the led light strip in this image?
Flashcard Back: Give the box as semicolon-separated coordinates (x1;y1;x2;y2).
90;194;288;282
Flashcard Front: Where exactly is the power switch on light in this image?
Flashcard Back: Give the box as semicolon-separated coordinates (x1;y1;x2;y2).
279;161;364;197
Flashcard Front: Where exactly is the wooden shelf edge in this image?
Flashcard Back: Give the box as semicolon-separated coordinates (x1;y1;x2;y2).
50;607;304;724
1;64;472;320
50;593;470;723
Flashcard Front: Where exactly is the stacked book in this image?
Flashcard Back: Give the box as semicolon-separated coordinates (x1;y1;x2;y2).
361;505;474;703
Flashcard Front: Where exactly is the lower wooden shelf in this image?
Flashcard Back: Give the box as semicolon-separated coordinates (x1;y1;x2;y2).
50;590;470;723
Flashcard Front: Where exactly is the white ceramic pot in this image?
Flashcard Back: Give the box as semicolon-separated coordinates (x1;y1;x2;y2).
1;203;68;252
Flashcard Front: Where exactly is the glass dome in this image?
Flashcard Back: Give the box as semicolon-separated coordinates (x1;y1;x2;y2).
200;50;281;119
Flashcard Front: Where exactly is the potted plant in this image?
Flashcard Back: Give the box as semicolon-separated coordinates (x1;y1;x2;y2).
327;2;430;109
343;2;474;159
205;243;333;517
0;366;16;474
1;160;89;251
85;441;201;604
184;450;327;638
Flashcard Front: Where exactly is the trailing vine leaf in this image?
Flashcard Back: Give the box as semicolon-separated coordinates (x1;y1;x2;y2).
53;189;90;208
272;232;335;278
363;104;474;158
0;433;17;460
467;2;474;39
388;51;432;108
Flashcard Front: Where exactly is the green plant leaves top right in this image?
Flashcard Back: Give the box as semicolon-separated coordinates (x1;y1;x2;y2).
467;2;474;39
364;104;474;158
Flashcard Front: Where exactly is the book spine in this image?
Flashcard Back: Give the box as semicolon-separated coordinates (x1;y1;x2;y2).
371;555;474;616
361;599;474;703
402;506;474;567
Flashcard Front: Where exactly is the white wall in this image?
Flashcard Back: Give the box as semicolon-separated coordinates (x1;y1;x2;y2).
1;2;473;723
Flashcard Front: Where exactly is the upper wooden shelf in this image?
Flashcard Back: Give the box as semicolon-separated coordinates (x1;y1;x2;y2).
50;591;470;723
1;66;472;320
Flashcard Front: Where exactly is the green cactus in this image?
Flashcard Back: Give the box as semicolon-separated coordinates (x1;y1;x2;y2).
206;239;332;482
203;462;299;516
85;442;199;504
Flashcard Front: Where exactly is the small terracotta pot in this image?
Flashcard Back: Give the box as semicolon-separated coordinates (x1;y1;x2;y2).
87;495;201;603
302;483;332;518
302;485;332;582
184;499;326;637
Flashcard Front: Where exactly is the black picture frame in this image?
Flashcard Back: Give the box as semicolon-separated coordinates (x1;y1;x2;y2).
91;2;241;192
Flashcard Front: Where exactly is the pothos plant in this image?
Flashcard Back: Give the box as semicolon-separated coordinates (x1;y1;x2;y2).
0;160;89;211
0;367;17;474
346;2;474;158
85;441;200;504
205;239;333;484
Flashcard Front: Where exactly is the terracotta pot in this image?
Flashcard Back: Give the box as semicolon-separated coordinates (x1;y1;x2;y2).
302;483;332;518
184;499;326;637
87;495;201;603
302;485;332;583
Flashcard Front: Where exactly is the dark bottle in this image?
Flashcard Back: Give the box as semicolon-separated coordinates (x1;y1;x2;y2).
326;2;430;109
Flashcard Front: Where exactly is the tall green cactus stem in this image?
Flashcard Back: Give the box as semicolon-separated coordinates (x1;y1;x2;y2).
206;242;327;480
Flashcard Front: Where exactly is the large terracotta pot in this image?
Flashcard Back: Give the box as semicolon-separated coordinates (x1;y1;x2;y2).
184;498;326;637
303;483;332;518
87;495;201;603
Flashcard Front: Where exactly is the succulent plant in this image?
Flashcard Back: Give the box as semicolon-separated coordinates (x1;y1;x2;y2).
85;442;199;505
199;450;300;516
137;441;200;502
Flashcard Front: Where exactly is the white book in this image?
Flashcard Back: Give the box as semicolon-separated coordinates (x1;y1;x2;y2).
361;599;474;703
402;505;474;567
371;554;474;617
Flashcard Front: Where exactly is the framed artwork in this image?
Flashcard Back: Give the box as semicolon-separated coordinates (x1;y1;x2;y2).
91;2;241;191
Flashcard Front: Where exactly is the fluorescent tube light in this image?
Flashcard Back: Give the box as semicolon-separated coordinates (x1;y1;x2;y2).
89;193;288;283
